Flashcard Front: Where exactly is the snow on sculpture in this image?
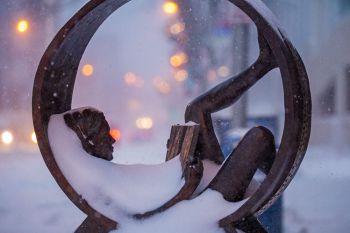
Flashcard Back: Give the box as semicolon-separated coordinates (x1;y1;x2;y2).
48;107;248;233
32;0;311;232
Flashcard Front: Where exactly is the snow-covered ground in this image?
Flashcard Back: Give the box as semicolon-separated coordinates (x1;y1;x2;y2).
0;143;349;233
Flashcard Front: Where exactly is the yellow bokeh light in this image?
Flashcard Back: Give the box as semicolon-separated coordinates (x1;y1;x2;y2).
170;52;188;68
170;22;185;35
82;64;94;77
136;117;153;130
174;69;188;82
217;66;231;78
17;20;29;33
1;130;13;145
31;132;37;144
163;1;178;15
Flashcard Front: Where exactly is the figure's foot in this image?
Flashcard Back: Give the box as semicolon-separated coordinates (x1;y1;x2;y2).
203;126;276;202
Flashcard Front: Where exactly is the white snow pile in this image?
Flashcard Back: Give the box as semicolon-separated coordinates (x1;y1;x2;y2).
48;110;246;233
114;190;245;233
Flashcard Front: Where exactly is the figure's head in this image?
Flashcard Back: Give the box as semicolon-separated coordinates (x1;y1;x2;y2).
64;108;115;161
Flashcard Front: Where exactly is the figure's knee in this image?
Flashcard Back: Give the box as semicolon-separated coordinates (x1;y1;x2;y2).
245;126;275;145
242;126;276;173
234;126;276;171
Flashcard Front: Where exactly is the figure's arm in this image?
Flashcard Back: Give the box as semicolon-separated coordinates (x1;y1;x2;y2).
184;35;277;163
185;34;277;121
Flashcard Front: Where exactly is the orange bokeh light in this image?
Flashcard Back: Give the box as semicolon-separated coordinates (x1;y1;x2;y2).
82;64;94;77
174;69;188;82
170;52;188;68
170;22;185;35
110;128;121;141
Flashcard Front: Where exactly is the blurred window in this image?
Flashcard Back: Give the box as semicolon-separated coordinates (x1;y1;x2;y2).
346;65;350;112
340;0;350;15
319;79;336;116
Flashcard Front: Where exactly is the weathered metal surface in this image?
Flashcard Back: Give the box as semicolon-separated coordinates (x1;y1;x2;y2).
75;217;111;233
32;0;311;232
207;126;276;203
64;108;115;161
185;1;311;230
134;124;202;219
225;216;268;233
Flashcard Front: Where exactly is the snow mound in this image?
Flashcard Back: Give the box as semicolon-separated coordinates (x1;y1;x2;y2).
48;110;246;232
48;112;185;220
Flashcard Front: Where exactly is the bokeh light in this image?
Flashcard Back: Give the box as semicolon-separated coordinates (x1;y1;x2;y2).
82;64;94;77
163;1;178;15
1;130;14;145
31;132;37;144
153;78;171;94
110;128;122;141
16;19;29;33
174;69;188;82
136;117;153;129
170;22;185;35
170;52;188;68
217;65;231;78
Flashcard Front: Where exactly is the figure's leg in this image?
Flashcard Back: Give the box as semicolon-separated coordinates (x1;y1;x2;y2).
208;126;276;202
224;216;268;233
224;217;268;233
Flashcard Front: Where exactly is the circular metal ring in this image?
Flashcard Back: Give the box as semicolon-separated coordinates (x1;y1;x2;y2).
32;0;311;230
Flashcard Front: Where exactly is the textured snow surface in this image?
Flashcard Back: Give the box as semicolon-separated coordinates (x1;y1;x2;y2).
112;189;245;233
48;111;245;232
48;112;185;220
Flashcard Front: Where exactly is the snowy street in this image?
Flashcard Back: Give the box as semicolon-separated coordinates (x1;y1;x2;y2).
0;144;349;233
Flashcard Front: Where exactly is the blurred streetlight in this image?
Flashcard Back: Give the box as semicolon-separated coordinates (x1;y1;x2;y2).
174;69;188;82
110;128;121;141
169;22;185;35
31;132;37;144
1;130;13;145
217;65;231;78
16;19;29;33
170;52;188;68
136;117;153;129
124;72;137;85
82;64;94;77
124;72;144;88
163;1;178;15
153;78;171;94
207;69;217;81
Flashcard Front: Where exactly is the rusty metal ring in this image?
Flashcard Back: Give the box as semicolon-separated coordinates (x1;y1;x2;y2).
32;0;311;231
217;0;311;228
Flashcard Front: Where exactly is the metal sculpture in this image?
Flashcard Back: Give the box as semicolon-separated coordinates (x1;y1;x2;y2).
32;0;311;232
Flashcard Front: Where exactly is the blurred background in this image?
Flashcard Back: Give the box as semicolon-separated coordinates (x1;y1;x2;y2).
0;0;350;232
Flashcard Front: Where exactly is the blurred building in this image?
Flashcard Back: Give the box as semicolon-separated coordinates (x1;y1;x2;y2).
168;0;350;147
0;0;68;146
308;15;350;147
0;0;61;112
268;0;350;146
